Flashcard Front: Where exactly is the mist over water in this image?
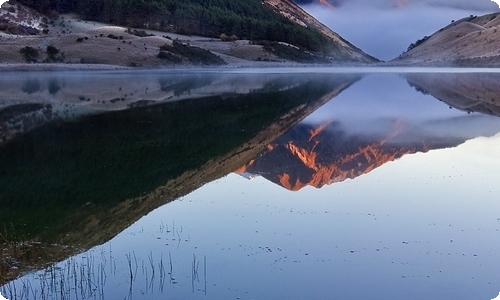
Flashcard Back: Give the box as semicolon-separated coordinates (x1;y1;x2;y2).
304;1;499;60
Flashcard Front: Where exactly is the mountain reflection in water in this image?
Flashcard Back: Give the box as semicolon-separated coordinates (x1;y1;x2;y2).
406;72;500;117
1;70;500;300
238;72;500;191
0;71;360;283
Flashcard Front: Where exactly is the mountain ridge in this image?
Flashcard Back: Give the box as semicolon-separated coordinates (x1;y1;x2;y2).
394;12;500;65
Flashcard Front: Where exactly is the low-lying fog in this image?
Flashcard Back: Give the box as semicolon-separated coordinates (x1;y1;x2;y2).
303;0;500;61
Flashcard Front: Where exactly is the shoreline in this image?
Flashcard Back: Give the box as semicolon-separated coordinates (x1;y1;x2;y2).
2;62;500;73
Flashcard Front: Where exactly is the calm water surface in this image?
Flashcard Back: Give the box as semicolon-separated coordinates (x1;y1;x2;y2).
1;69;500;300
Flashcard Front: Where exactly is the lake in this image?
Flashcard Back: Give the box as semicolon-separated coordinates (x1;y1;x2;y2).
1;68;500;300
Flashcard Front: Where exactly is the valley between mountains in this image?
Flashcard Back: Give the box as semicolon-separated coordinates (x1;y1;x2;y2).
1;0;499;68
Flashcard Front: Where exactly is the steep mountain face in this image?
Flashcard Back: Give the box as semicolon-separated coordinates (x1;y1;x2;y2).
262;0;377;61
236;120;459;191
394;12;500;65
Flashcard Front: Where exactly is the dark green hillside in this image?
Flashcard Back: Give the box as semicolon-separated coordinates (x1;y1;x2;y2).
18;0;336;53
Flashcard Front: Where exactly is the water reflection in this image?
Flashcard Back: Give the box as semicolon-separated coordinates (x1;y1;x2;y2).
1;70;500;300
238;72;500;190
406;72;500;117
0;71;353;145
0;71;360;284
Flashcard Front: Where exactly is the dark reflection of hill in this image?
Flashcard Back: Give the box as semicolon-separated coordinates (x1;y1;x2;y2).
237;120;465;191
0;72;360;284
405;73;500;117
0;72;306;145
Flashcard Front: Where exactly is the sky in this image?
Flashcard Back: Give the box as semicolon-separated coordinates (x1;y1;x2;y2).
304;0;500;60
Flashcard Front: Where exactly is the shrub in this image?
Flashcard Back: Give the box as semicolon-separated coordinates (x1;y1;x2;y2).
46;45;59;57
19;46;39;62
220;33;228;41
406;36;429;53
158;40;225;65
157;51;182;63
127;28;153;37
220;33;238;41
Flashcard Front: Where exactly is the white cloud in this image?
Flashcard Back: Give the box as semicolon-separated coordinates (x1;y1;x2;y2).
492;0;500;8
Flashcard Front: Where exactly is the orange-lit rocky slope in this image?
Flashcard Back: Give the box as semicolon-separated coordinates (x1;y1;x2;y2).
237;119;460;191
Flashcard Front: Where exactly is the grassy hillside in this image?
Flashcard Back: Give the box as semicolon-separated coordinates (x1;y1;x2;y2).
395;13;500;66
17;0;337;54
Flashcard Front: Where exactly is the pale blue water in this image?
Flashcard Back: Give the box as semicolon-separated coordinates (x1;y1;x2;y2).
1;69;500;300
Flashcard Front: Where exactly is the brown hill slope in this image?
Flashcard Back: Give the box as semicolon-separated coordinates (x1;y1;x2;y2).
394;13;500;66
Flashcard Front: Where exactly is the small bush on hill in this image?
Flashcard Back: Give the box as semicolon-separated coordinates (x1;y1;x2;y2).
127;28;154;37
159;40;225;65
406;36;430;52
20;46;39;62
157;51;182;63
